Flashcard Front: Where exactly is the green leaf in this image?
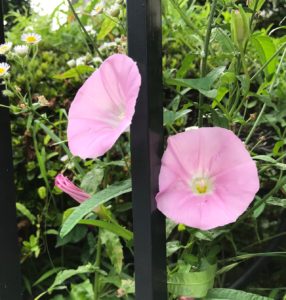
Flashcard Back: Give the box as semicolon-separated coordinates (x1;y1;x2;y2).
80;166;104;194
251;35;277;76
206;288;273;300
168;262;217;298
166;66;225;98
53;65;94;80
49;264;96;291
247;0;265;11
79;219;133;241
163;108;191;126
70;279;94;300
60;179;131;238
97;18;116;40
16;202;36;225
100;231;123;274
33;267;65;287
176;54;194;78
212;28;235;54
266;196;286;208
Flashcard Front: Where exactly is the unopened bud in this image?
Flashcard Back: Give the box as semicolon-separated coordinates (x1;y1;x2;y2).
231;6;250;49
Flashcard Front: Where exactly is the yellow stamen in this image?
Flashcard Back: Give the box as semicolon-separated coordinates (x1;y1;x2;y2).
0;68;5;74
26;36;37;43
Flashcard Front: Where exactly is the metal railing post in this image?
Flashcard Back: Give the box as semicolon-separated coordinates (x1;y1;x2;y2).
127;0;167;299
0;0;22;298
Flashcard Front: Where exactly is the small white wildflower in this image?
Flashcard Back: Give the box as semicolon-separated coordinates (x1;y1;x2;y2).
98;42;117;52
60;154;69;162
67;59;76;68
0;42;12;55
92;56;103;65
76;56;87;66
84;25;97;35
0;62;10;76
91;2;105;16
106;3;120;17
21;33;42;44
14;45;29;56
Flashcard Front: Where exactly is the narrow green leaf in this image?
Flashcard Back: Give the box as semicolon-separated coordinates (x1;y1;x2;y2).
60;179;131;238
53;65;94;80
79;219;133;241
97;18;116;40
206;288;273;300
100;231;123;274
16;202;36;225
251;35;277;76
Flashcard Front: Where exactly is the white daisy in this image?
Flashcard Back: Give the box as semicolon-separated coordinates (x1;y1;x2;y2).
0;62;10;76
98;42;117;52
91;2;105;16
106;3;120;17
92;56;103;65
14;45;29;56
67;59;76;68
0;42;12;55
76;56;87;66
21;33;42;44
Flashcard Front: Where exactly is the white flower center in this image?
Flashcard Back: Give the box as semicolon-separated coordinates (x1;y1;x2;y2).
190;176;213;195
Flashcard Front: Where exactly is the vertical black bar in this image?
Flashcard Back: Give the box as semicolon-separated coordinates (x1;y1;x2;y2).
0;1;22;299
127;1;167;300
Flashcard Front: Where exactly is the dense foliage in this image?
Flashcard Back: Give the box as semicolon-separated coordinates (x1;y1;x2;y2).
2;0;286;299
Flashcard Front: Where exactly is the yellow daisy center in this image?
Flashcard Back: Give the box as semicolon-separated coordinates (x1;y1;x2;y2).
26;36;37;43
0;67;6;75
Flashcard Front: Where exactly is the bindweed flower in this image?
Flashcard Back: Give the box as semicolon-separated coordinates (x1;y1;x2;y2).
55;174;90;203
67;54;141;159
0;62;10;76
156;127;259;230
0;42;12;55
14;45;29;56
21;33;42;45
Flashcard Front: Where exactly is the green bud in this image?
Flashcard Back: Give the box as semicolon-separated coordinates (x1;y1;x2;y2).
2;89;14;97
231;6;250;50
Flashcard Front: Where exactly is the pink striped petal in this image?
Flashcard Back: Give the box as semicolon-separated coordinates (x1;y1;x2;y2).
55;174;90;203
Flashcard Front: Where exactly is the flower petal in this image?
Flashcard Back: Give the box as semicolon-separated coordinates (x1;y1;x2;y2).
67;54;141;159
156;127;260;230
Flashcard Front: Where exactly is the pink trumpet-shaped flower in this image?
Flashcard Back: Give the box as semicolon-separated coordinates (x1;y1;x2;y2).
156;127;260;230
67;54;141;159
55;174;90;203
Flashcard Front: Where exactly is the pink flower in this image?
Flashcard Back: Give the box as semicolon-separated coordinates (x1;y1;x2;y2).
67;54;141;159
156;127;259;230
55;174;90;203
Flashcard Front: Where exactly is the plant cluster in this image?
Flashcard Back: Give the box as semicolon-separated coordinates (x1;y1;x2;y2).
1;0;286;299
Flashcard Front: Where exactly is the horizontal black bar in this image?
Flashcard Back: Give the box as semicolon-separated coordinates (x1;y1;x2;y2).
127;0;167;299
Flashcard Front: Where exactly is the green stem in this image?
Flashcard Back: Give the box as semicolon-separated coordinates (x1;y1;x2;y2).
66;0;103;59
94;231;102;300
245;47;286;144
198;0;217;127
250;42;286;82
168;0;202;38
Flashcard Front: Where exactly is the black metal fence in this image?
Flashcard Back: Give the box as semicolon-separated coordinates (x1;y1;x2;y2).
0;0;167;299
